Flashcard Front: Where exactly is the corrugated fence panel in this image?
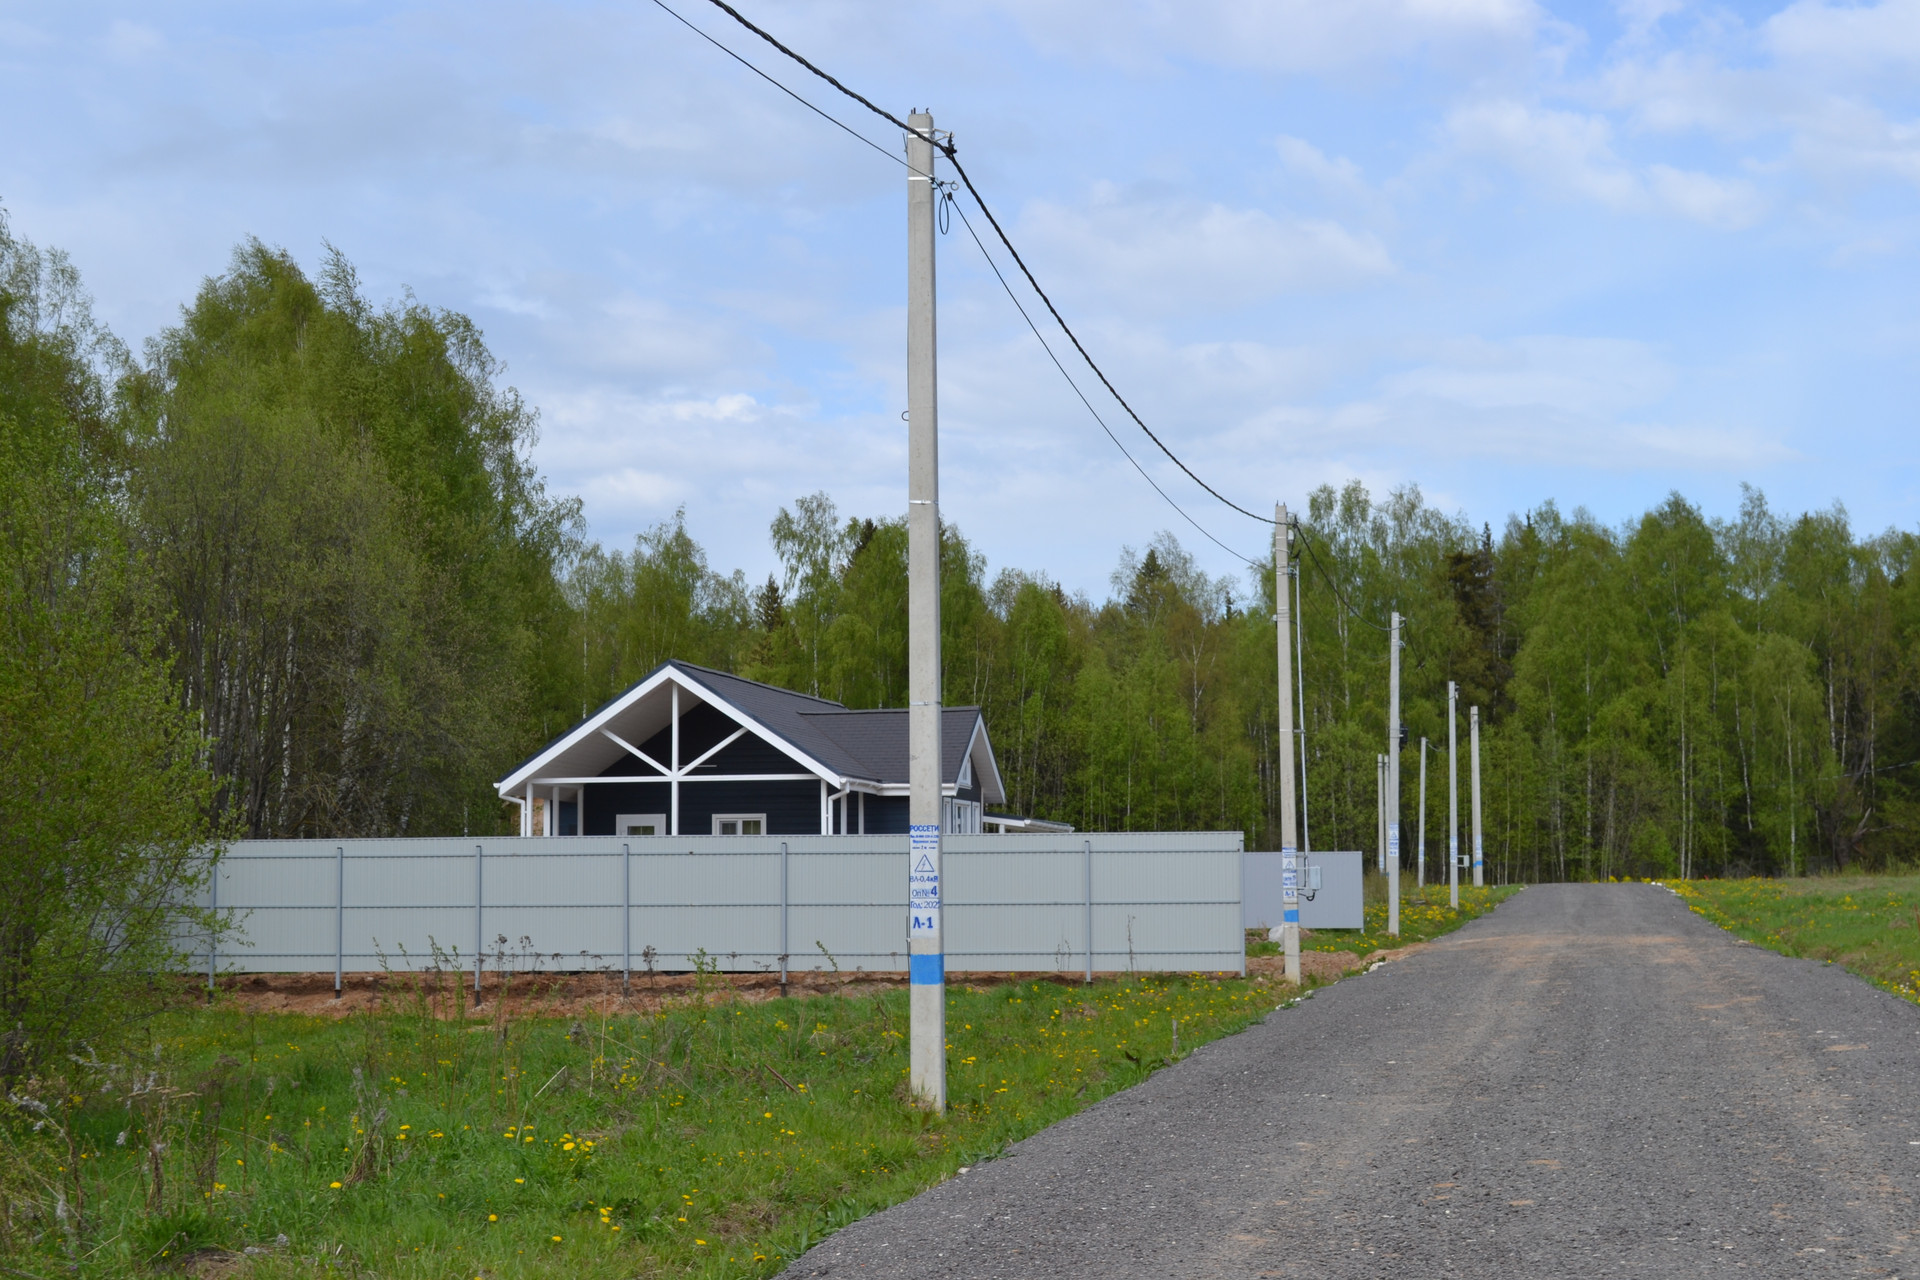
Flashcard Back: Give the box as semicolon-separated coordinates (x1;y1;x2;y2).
201;832;1243;977
786;843;905;971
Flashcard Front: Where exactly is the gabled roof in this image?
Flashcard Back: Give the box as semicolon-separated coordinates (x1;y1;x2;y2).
495;660;1005;803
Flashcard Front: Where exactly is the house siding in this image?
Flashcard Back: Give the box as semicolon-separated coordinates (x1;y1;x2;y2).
584;782;671;834
582;778;823;836
861;794;911;834
680;778;822;835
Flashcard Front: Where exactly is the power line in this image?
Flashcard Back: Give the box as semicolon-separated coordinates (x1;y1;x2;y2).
656;0;1259;566
949;196;1259;568
1292;523;1395;634
649;0;922;179
694;0;1277;529
699;0;927;142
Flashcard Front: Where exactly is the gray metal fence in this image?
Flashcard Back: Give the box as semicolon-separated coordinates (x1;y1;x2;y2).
1242;850;1365;930
200;832;1245;979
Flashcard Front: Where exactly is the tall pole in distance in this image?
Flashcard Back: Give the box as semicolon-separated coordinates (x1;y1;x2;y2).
904;111;946;1113
1471;705;1485;888
1447;681;1460;910
1387;611;1402;937
1294;561;1311;854
1274;505;1300;985
1418;738;1429;888
1375;755;1386;874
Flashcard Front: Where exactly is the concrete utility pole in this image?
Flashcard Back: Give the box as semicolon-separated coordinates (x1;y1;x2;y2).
1447;681;1460;911
905;110;945;1113
1375;754;1386;874
1388;611;1402;937
1471;705;1485;888
1418;738;1429;889
1274;505;1300;985
1294;561;1310;854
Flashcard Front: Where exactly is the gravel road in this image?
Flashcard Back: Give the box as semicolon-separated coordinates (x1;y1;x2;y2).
780;883;1920;1278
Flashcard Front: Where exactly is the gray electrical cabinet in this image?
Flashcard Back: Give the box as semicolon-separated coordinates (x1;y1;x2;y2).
1242;850;1365;931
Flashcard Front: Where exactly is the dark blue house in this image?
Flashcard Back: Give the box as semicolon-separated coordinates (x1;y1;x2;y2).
496;660;1062;838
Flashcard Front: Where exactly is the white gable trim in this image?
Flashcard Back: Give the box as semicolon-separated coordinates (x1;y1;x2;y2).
964;712;1007;806
495;664;843;797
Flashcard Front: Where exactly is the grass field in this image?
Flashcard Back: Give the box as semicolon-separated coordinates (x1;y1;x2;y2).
1;883;1524;1278
1672;874;1920;1004
0;969;1277;1278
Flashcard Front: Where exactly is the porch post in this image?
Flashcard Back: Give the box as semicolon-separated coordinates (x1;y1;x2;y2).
670;681;680;837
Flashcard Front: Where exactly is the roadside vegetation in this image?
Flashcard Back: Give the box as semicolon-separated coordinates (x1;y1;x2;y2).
0;971;1276;1278
1248;882;1521;958
1672;875;1920;1004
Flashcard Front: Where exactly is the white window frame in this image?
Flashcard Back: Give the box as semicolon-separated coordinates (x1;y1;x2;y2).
615;813;668;837
712;813;767;836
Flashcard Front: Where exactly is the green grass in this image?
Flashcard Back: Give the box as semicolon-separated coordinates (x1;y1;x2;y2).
1;969;1277;1278
1245;880;1521;958
1672;873;1920;1003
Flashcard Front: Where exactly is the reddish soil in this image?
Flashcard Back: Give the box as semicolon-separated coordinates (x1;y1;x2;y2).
1246;942;1429;985
194;967;1253;1019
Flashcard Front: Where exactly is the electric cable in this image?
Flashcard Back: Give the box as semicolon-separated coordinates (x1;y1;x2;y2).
650;0;929;181
950;197;1260;568
655;0;1260;566
1292;523;1394;634
694;0;1278;528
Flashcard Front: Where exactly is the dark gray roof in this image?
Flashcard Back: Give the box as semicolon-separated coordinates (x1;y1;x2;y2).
799;707;982;787
668;662;985;788
498;658;1001;798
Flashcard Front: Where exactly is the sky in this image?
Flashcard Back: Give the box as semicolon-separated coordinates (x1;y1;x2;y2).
4;0;1918;598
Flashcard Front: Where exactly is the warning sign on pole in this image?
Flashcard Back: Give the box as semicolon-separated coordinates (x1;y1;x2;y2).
909;825;940;937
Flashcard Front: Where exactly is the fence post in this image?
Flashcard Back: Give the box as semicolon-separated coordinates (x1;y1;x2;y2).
473;843;484;1004
622;842;632;996
780;841;790;997
207;860;217;999
334;845;345;1000
1084;840;1094;985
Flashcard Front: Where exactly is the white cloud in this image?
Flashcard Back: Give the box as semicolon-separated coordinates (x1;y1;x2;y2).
0;19;53;50
981;0;1546;73
1446;99;1762;225
1785;98;1920;186
1273;136;1394;221
1448;100;1641;206
1019;187;1392;314
1382;335;1675;417
1276;136;1369;194
1613;0;1688;44
104;19;163;62
1645;164;1764;228
1767;0;1920;77
1598;54;1791;140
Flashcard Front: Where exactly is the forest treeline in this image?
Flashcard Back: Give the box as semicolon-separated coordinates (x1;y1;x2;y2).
9;218;1920;910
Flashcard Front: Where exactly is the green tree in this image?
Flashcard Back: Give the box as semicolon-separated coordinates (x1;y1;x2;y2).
0;212;217;1073
125;241;579;837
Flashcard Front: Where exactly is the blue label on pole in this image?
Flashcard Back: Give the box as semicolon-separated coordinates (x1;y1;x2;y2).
910;953;944;985
1283;908;1299;924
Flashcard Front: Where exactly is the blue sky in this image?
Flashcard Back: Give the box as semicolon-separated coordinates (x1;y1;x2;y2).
4;0;1917;597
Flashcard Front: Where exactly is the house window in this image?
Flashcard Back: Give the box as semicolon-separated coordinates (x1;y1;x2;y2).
712;814;765;836
616;813;667;837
